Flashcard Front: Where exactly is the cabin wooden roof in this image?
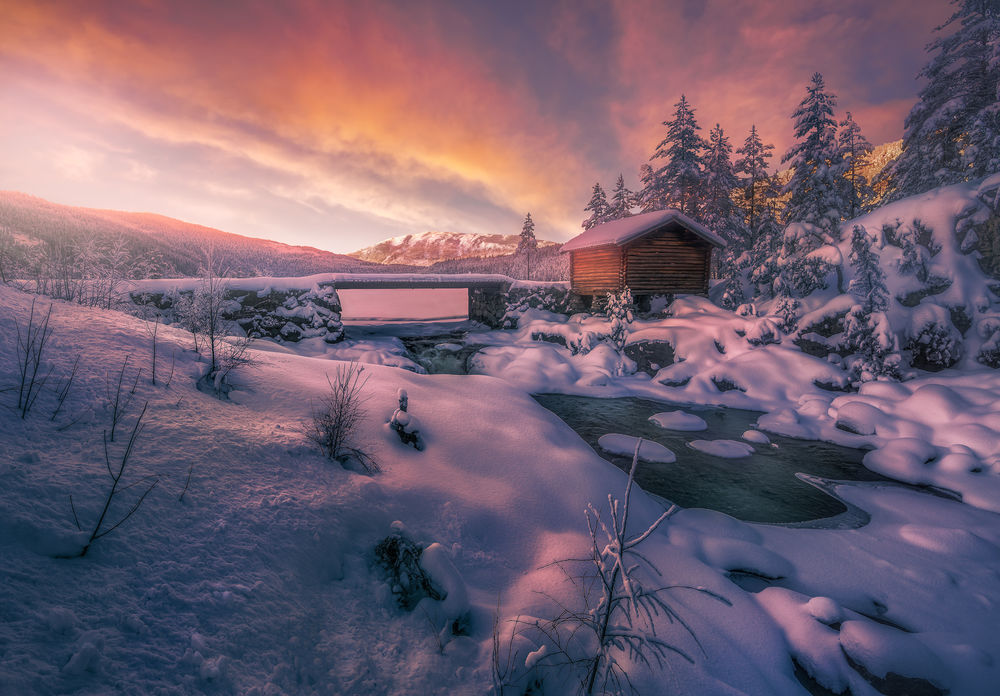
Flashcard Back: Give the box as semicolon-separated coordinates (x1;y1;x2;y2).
560;210;726;253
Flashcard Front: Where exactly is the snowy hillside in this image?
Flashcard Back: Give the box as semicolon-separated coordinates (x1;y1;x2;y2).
3;274;1000;694
0;191;395;277
349;230;558;266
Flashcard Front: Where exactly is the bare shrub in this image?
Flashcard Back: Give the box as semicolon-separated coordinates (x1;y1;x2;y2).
504;442;730;695
305;362;378;472
65;402;159;559
106;355;141;442
15;298;54;419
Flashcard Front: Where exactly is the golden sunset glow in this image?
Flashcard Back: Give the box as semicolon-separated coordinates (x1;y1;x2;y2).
0;0;945;251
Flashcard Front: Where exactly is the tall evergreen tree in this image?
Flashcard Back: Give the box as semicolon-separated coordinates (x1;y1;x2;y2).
582;183;610;230
701;124;743;246
734;124;776;240
517;212;538;279
886;0;1000;199
636;163;665;213
608;173;635;221
651;95;707;217
835;111;875;219
847;224;888;313
781;73;846;236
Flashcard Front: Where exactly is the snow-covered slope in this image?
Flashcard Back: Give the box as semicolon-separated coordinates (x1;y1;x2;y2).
3;283;1000;695
0;190;390;277
349;230;558;266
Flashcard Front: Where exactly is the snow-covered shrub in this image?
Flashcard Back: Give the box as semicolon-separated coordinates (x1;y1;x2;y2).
517;444;729;695
735;302;758;317
305;362;378;472
842;307;902;386
373;530;443;611
975;318;1000;368
744;316;782;346
605;287;634;352
779;255;834;297
389;388;422;450
906;304;962;370
502;285;571;328
770;295;800;334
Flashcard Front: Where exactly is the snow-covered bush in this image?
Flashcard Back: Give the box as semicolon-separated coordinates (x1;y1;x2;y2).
502;285;572;328
605;287;634;352
514;444;729;695
906;304;962;370
770;295;800;334
374;529;443;611
305;362;378;472
975;318;1000;368
842;307;902;385
389;388;422;450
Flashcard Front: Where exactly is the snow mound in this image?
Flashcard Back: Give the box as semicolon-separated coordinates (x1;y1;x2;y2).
649;410;708;431
688;440;755;458
597;434;676;463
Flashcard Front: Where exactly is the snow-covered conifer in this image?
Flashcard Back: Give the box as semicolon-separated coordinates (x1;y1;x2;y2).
734;124;776;241
781;73;846;234
636;163;667;213
517;213;538;280
607;174;635;221
885;1;1000;198
843;306;902;385
605;287;634;353
582;183;610;230
702;124;744;246
835;111;875;218
847;225;889;313
651;95;707;217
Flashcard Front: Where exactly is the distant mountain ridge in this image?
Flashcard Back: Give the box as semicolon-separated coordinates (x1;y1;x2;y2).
349;229;559;266
0;191;401;277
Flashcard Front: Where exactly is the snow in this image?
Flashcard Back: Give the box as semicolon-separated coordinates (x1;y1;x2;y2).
649;409;708;431
4;211;1000;696
688;440;756;458
559;208;727;252
597;434;676;463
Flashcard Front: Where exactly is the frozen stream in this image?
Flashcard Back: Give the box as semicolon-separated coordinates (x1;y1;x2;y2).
533;394;893;525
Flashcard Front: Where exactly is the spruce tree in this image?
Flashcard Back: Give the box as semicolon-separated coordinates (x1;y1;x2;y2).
847;225;888;313
608;174;635;221
636;163;664;213
835;112;875;219
734;124;776;241
781;73;845;236
651;95;707;217
517;213;538;280
886;0;1000;199
702;124;743;245
582;183;610;230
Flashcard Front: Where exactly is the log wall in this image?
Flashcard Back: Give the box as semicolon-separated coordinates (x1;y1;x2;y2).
569;246;624;294
623;227;711;294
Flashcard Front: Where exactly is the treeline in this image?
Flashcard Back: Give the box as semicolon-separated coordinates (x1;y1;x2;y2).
576;0;1000;302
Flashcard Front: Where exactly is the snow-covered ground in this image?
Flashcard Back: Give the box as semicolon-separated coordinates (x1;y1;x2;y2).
2;275;1000;694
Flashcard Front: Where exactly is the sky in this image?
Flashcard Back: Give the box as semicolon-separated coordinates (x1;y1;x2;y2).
0;0;950;253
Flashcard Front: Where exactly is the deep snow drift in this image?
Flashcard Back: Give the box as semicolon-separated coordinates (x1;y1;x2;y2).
3;276;1000;695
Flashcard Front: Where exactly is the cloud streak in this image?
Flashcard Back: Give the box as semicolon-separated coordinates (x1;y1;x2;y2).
0;0;948;250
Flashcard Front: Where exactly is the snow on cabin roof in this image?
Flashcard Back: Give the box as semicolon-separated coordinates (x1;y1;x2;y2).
560;209;726;252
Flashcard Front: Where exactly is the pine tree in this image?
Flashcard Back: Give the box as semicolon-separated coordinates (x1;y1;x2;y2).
734;125;776;241
847;224;889;313
517;213;538;280
582;183;610;230
636;164;665;213
608;174;635;221
651;95;707;217
835;112;875;219
701;124;743;245
885;0;1000;199
781;73;846;235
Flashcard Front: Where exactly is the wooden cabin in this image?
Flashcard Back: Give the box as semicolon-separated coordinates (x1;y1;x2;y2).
561;210;725;300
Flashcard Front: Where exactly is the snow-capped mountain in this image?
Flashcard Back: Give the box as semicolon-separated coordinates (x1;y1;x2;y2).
349;230;558;266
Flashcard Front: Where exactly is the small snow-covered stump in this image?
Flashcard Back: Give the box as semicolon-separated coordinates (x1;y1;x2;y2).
389;388;422;450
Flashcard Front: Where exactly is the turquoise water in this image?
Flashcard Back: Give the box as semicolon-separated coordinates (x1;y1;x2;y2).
533;394;889;524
